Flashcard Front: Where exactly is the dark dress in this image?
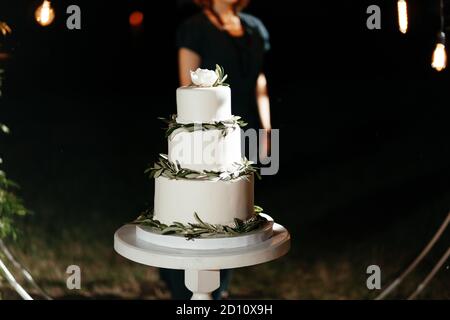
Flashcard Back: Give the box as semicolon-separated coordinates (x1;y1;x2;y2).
176;12;271;129
160;12;270;300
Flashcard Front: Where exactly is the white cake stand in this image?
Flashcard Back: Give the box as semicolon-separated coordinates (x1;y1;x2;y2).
114;216;290;300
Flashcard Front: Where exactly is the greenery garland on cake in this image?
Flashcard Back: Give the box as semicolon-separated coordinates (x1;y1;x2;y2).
159;114;247;139
132;205;267;239
145;154;261;181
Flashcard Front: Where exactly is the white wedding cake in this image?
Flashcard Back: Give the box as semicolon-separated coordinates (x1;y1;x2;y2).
136;65;266;239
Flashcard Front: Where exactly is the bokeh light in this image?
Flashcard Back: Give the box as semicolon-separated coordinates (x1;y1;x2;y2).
129;11;144;28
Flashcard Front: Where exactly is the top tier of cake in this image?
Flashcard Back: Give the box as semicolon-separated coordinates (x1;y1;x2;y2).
176;86;231;124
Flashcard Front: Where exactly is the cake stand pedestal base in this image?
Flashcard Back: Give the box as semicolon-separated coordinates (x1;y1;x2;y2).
114;220;290;300
185;269;220;300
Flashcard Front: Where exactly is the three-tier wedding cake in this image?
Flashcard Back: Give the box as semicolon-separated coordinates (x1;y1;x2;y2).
134;65;267;241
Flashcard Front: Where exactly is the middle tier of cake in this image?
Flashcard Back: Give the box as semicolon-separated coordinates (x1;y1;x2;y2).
153;174;254;225
168;125;241;172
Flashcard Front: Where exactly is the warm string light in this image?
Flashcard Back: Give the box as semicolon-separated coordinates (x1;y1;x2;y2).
432;41;447;72
431;0;447;72
35;0;55;27
397;0;408;34
0;21;12;62
0;21;12;36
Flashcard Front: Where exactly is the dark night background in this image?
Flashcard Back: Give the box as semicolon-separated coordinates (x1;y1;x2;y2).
0;0;449;299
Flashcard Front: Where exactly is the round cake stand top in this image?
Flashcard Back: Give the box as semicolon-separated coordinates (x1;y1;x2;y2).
114;223;290;270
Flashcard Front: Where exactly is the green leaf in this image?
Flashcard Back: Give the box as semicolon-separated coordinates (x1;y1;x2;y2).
161;226;184;234
254;205;264;214
221;74;228;83
153;168;163;178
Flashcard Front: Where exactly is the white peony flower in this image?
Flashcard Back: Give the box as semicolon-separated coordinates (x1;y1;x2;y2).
190;68;218;87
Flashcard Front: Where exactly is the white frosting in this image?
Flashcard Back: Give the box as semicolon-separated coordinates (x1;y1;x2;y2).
153;175;254;225
176;86;231;123
168;127;241;171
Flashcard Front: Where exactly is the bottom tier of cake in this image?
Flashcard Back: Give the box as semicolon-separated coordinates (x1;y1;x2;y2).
153;175;254;225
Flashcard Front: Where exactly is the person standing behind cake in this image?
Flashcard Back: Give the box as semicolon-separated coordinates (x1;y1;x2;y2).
159;0;272;300
177;0;271;144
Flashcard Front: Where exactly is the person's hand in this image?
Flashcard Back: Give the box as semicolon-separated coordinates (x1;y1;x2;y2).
259;128;271;161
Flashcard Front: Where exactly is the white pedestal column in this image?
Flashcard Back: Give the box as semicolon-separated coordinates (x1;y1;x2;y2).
184;269;220;300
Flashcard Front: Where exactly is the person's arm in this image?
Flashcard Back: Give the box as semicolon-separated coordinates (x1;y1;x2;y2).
256;73;271;130
256;73;272;158
178;47;201;86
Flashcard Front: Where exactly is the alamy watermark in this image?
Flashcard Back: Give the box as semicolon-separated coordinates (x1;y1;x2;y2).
366;265;381;290
366;5;381;30
242;128;279;176
66;5;81;30
169;126;280;176
66;265;81;290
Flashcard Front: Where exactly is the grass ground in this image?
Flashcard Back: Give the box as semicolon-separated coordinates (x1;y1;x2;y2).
1;187;448;300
